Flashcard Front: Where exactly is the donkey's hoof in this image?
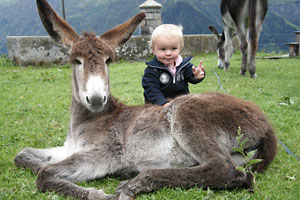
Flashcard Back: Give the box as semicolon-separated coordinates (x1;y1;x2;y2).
116;181;135;200
87;188;116;200
240;71;246;76
118;192;135;200
116;180;129;192
250;73;257;79
244;172;254;192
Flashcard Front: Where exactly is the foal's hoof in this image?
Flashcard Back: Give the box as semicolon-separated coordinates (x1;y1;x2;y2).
118;192;135;200
116;181;135;200
244;172;254;192
116;180;129;192
87;188;116;200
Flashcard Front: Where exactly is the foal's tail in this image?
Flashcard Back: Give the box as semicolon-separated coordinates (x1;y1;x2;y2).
252;127;278;173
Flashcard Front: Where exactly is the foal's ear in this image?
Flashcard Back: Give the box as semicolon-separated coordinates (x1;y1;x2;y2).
208;25;221;40
37;0;80;48
100;12;146;49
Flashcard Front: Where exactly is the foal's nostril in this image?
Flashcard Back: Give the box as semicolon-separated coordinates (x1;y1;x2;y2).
86;94;107;106
86;96;90;104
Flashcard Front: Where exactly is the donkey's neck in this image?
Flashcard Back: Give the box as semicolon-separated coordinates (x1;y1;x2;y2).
69;95;125;133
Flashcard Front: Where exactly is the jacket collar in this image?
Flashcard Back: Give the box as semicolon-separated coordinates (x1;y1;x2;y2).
146;56;193;70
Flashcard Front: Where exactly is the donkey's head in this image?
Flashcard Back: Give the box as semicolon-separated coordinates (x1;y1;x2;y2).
37;0;145;113
208;26;227;69
208;25;237;70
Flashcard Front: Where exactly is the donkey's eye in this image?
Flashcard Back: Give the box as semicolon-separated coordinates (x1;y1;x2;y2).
75;59;82;65
105;57;112;65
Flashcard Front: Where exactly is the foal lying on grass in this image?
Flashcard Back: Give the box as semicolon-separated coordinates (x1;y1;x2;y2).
15;0;277;199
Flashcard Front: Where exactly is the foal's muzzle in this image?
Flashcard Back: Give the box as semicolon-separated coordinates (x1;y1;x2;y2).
83;76;108;113
85;93;107;113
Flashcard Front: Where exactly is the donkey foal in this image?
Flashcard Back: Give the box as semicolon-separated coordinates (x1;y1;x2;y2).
15;0;277;200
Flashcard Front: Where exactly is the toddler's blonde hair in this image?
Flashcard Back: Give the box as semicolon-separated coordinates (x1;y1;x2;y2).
151;24;184;49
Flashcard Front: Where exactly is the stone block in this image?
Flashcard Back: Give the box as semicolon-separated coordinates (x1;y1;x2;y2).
7;36;68;66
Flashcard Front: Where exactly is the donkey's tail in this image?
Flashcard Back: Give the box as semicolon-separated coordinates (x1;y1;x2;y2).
249;0;258;51
252;127;278;173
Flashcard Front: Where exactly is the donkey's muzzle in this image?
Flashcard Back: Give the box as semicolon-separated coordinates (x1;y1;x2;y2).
86;94;107;113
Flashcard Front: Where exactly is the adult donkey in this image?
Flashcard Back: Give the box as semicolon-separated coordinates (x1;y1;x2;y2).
15;0;277;199
209;0;268;78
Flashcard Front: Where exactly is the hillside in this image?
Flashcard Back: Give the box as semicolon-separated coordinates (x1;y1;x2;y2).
0;0;299;55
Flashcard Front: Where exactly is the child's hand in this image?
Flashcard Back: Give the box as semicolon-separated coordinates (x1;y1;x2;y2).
192;60;205;80
163;102;170;108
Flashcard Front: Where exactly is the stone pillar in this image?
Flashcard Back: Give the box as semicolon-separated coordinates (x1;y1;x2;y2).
139;0;162;36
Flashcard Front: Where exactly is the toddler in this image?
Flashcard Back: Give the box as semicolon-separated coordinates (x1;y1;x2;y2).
142;24;205;107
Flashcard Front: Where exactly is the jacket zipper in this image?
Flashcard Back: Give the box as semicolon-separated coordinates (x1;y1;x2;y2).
148;57;192;85
172;61;190;84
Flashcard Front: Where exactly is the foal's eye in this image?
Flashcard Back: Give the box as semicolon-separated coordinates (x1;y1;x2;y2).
75;59;82;65
105;57;112;65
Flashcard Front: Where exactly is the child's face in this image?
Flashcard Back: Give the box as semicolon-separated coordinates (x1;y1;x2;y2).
152;35;181;67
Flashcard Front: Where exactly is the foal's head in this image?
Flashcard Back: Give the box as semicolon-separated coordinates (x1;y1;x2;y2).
37;0;145;113
69;33;114;112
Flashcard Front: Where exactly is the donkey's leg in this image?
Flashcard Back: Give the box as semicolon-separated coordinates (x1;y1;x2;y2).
234;2;249;76
14;146;70;174
248;21;263;79
37;149;119;200
116;155;252;199
236;26;248;76
223;25;234;70
248;31;257;78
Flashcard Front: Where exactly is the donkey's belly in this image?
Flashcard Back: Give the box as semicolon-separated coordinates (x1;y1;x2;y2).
125;133;198;172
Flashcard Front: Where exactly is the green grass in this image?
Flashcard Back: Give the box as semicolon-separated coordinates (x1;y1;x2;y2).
0;53;299;200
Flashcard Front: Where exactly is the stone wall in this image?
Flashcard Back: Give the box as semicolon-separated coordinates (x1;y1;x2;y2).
7;35;238;66
7;36;69;66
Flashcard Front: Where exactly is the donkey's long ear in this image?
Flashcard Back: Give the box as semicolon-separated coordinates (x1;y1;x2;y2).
37;0;80;48
208;25;221;40
100;12;146;49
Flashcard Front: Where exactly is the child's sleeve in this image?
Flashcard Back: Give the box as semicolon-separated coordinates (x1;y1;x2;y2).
142;67;169;106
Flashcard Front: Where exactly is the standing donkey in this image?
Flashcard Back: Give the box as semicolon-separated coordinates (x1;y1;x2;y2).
209;0;268;78
15;0;277;200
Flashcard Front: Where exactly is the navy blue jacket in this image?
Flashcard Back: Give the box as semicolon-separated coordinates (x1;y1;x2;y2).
142;56;205;105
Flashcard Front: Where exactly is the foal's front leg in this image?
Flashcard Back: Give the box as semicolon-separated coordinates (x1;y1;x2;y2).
36;149;119;200
14;146;69;173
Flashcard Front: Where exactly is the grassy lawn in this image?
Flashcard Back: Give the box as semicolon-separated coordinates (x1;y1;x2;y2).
0;53;299;200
